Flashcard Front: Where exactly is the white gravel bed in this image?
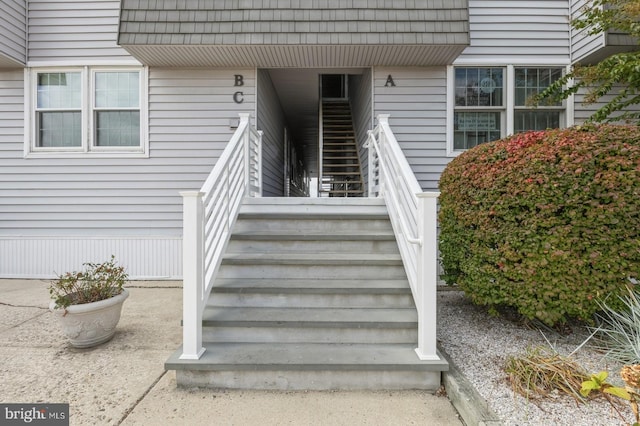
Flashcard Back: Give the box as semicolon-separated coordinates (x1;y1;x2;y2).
438;289;634;426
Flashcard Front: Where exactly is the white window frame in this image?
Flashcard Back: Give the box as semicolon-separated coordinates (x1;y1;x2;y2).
447;64;567;157
25;66;149;158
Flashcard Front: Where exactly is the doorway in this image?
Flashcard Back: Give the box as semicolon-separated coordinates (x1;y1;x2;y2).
321;74;347;99
258;68;371;197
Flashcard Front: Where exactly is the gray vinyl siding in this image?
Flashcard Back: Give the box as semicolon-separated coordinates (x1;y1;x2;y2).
0;68;255;237
0;70;23;157
570;0;637;65
458;0;570;64
349;69;373;194
373;67;448;192
28;0;134;63
573;87;600;124
570;0;604;64
0;0;26;67
257;69;285;197
573;84;640;123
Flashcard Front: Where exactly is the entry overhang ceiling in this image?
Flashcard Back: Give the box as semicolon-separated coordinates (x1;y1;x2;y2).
118;0;470;67
120;44;467;67
0;53;24;68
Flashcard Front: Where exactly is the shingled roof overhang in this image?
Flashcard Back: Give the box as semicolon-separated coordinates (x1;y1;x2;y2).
118;1;470;67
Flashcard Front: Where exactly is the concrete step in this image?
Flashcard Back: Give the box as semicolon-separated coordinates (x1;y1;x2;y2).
222;252;402;266
208;279;414;308
202;325;417;344
227;239;399;255
213;278;411;292
167;343;447;390
218;263;408;280
202;306;417;327
201;306;418;344
230;229;394;240
168;342;444;370
232;218;392;234
209;291;413;308
239;197;386;216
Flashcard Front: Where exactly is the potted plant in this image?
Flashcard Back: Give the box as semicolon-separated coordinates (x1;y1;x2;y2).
49;255;129;348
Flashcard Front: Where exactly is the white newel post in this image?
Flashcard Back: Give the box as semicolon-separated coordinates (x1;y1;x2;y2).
377;114;390;198
180;191;206;360
367;130;375;197
256;130;263;197
415;192;441;361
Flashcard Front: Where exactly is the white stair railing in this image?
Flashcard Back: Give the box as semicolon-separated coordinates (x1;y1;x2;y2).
366;114;440;361
318;98;324;196
179;113;262;359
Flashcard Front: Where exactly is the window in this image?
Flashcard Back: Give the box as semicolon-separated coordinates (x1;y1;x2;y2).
514;67;563;133
453;67;504;150
94;71;141;147
449;65;565;155
27;67;147;156
36;72;82;148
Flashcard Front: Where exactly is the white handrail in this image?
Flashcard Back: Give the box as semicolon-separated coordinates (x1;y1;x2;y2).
179;113;262;359
366;114;441;361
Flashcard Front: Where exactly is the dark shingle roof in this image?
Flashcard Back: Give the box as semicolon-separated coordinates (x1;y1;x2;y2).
119;0;469;46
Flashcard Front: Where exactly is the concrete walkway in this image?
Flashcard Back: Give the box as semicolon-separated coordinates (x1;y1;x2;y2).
0;279;463;425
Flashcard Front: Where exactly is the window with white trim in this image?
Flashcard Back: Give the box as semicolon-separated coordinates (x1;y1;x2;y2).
449;65;565;155
28;67;147;156
453;67;505;150
514;67;563;133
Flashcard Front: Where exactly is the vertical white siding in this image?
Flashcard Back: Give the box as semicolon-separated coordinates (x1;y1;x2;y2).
456;1;570;65
257;69;285;196
0;0;26;67
28;0;135;64
373;67;448;192
0;237;182;279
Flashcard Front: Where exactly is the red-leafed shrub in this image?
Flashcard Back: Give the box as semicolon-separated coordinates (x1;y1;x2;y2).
439;124;640;326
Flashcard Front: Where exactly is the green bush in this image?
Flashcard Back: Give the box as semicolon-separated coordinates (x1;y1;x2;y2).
439;124;640;326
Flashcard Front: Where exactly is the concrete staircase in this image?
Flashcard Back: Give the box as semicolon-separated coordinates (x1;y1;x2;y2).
166;197;447;390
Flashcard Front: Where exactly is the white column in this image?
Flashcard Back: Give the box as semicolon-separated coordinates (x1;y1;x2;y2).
179;191;206;360
415;192;441;361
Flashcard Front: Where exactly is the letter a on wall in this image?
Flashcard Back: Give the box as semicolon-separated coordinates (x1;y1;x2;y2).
385;75;396;87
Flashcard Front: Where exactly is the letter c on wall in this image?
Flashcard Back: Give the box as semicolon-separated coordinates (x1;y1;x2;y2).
233;91;244;104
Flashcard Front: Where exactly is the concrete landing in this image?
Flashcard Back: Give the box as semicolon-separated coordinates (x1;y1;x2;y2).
0;279;463;425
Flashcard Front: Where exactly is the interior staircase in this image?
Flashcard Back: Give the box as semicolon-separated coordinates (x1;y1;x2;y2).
320;100;365;197
166;197;447;390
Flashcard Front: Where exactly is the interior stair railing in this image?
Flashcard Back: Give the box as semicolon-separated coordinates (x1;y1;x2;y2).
179;113;262;359
366;114;441;361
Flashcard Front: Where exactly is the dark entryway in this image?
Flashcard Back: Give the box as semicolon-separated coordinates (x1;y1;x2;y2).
261;69;370;197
